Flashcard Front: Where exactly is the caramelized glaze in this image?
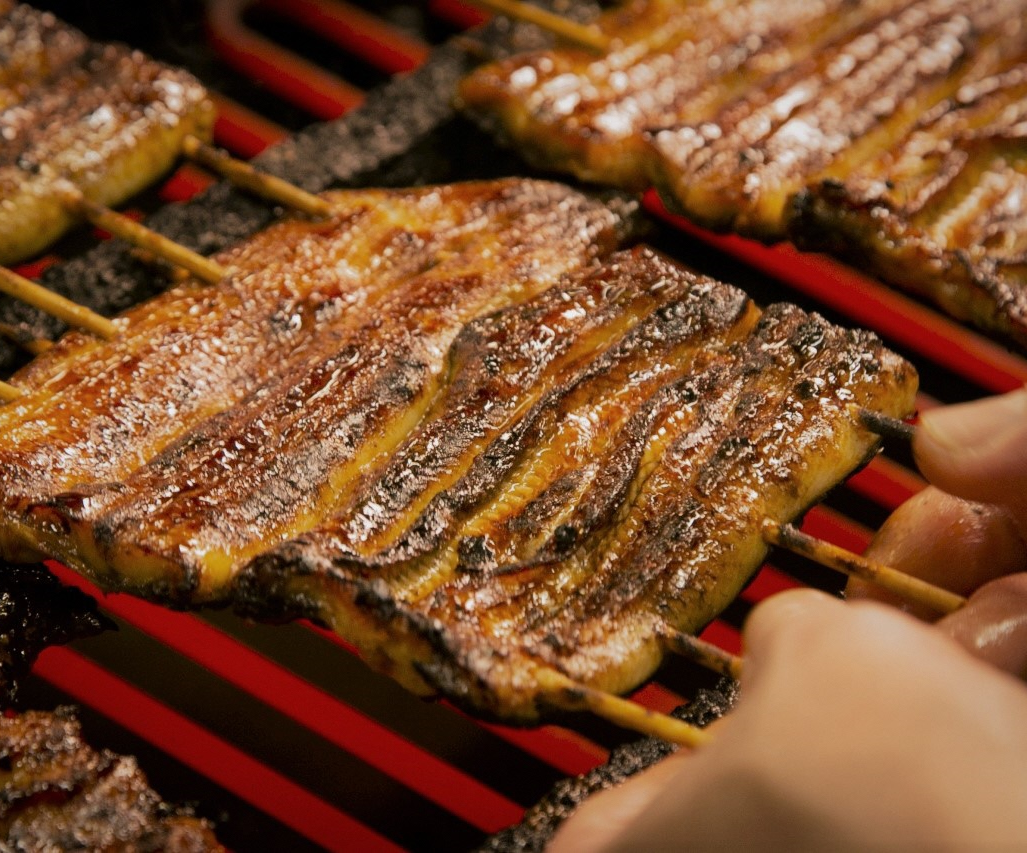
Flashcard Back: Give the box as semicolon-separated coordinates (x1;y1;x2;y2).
0;4;215;263
650;0;1027;238
0;180;916;719
236;251;916;722
458;0;911;194
792;64;1027;347
5;180;633;598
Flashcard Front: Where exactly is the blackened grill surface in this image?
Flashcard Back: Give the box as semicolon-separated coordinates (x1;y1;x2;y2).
479;679;738;853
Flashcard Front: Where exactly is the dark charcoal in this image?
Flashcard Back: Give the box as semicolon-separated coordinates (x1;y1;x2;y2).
0;563;114;706
480;679;739;852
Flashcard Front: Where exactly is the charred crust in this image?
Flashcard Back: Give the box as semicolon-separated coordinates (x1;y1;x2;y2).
457;535;496;571
0;563;113;705
479;680;739;852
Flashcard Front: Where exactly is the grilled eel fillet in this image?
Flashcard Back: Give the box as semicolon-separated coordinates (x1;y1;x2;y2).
0;179;915;721
0;179;636;598
650;0;1027;239
232;250;915;721
791;64;1027;348
458;0;906;193
0;707;223;851
460;0;1027;240
0;3;215;264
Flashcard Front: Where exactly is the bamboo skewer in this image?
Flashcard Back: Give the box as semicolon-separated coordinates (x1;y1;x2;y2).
181;135;335;218
0;379;22;402
535;667;712;748
0;266;117;340
762;520;966;614
0;322;53;355
468;0;611;52
663;630;744;680
55;183;227;285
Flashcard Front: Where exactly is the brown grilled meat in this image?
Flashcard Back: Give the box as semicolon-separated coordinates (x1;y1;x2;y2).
649;0;1027;240
0;179;914;720
2;179;635;600
0;707;223;851
0;3;89;106
791;64;1027;348
0;4;215;264
461;0;1027;241
235;249;916;722
458;0;905;193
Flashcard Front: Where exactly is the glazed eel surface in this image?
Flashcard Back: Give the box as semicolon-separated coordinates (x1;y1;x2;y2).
460;0;1027;240
459;0;1027;349
0;180;915;719
792;64;1027;349
0;2;215;264
0;179;634;598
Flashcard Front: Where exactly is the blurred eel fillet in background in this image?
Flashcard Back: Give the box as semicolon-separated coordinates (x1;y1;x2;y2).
791;64;1027;349
0;179;916;720
457;0;911;194
0;707;224;850
459;0;1027;346
0;2;214;264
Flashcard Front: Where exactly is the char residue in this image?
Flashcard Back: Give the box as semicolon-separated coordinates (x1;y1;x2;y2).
0;563;112;706
478;679;739;853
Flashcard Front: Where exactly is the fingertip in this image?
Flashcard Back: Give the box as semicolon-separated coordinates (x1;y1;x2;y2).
742;588;840;664
850;488;1025;615
938;573;1027;678
914;387;1027;510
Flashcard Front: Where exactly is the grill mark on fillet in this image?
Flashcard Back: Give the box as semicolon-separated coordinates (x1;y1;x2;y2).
19;182;628;599
234;273;915;721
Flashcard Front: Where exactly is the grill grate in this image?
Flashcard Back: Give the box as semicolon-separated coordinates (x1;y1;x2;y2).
14;2;1027;851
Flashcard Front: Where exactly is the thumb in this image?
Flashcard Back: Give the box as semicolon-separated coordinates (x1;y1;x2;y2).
741;588;844;683
914;386;1027;523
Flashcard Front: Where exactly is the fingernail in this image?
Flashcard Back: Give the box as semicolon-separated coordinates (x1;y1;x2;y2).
917;386;1027;460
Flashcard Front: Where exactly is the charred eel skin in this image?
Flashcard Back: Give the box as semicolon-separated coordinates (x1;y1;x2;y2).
4;179;636;600
235;250;917;723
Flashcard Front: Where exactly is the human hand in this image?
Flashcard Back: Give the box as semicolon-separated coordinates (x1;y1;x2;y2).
849;387;1027;660
549;590;1027;852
